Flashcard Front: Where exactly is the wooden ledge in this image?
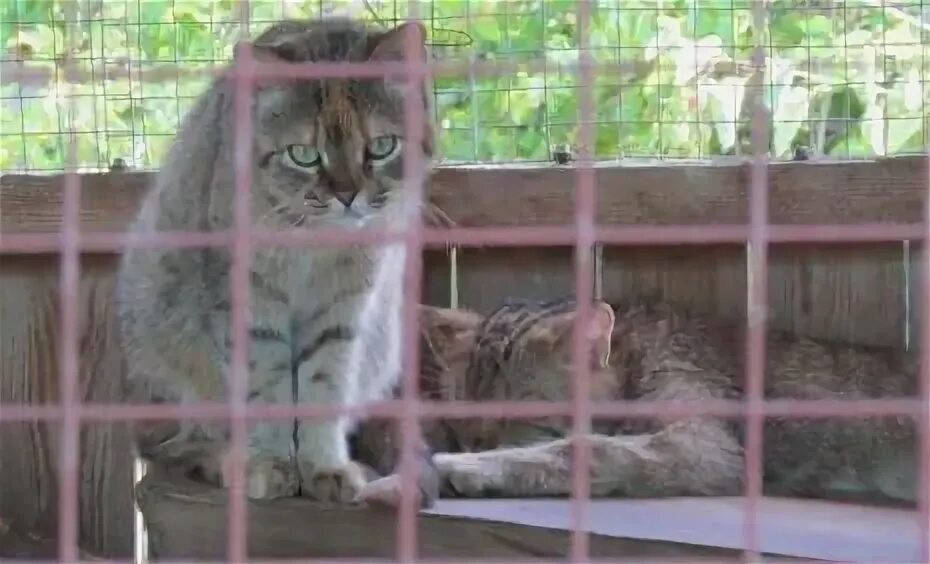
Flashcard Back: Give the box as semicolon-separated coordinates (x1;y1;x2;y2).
2;156;926;237
0;517;102;559
136;467;760;560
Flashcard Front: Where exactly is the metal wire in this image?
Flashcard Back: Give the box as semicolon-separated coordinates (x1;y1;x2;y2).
1;223;926;256
0;397;924;424
226;9;255;559
4;2;930;172
397;3;428;558
55;5;82;560
1;2;929;562
741;3;770;557
914;7;930;561
569;0;596;558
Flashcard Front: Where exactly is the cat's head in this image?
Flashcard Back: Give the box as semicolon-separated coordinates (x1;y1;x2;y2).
420;301;619;403
504;301;619;403
420;300;618;450
237;18;434;229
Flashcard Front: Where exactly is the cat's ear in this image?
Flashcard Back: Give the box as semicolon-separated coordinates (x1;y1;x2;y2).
537;302;616;368
233;40;290;64
369;22;432;117
588;302;617;367
368;21;428;63
234;24;307;63
419;305;482;359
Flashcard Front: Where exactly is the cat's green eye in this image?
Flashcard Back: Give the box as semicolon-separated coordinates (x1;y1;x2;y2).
285;144;321;168
366;135;400;162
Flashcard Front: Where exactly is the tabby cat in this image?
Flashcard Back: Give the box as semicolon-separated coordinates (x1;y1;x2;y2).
353;298;618;504
116;18;439;504
356;298;918;507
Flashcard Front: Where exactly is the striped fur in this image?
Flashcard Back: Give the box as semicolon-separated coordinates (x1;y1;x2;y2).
351;298;619;480
405;298;917;505
116;18;439;504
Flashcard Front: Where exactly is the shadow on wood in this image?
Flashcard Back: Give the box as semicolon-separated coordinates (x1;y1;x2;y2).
0;517;102;559
136;466;779;560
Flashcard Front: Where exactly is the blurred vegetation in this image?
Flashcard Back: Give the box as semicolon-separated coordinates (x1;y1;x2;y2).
0;0;928;172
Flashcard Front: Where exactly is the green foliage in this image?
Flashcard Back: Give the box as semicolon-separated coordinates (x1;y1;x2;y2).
1;0;927;172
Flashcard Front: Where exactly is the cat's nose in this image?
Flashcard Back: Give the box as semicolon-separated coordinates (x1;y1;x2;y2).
332;190;358;208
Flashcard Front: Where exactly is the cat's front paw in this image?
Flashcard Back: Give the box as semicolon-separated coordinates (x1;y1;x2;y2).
355;474;406;507
355;471;439;509
435;453;492;497
219;455;299;500
300;461;368;503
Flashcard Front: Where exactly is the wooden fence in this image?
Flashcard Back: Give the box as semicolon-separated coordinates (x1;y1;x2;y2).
0;155;925;557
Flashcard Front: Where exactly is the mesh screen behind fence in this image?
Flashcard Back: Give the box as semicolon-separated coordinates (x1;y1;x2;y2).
2;1;930;173
1;0;929;562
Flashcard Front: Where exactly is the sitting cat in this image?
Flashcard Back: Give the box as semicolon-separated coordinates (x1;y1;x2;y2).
116;17;440;505
355;298;918;507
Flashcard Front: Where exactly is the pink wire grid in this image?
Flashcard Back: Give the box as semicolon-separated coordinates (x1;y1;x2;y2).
0;1;925;562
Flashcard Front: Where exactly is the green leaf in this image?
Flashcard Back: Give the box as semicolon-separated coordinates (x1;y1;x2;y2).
515;128;547;160
772;85;810;158
701;77;745;153
2;0;927;170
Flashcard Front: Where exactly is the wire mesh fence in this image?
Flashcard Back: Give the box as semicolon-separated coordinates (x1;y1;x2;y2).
2;0;930;173
1;0;930;562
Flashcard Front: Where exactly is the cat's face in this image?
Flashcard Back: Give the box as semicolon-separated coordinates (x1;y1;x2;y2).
423;302;619;403
423;301;618;450
242;19;434;229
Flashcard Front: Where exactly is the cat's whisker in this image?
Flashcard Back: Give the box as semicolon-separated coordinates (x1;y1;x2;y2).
257;201;303;225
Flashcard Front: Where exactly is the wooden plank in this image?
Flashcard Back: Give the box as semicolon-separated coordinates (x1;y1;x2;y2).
136;466;779;561
422;249;452;307
601;245;747;319
0;517;103;559
906;240;923;351
2;156;926;236
602;243;906;347
768;243;906;348
0;255;135;558
141;466;919;561
454;247;577;314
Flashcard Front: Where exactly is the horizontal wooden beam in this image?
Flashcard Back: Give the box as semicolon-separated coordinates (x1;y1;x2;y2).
2;156;925;236
136;467;760;560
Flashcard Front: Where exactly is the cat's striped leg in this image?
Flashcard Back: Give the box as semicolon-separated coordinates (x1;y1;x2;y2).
353;418;441;508
292;327;368;503
435;422;744;498
215;324;299;500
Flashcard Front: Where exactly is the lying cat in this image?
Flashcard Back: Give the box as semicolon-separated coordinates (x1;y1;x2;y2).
354;298;918;507
352;299;616;472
